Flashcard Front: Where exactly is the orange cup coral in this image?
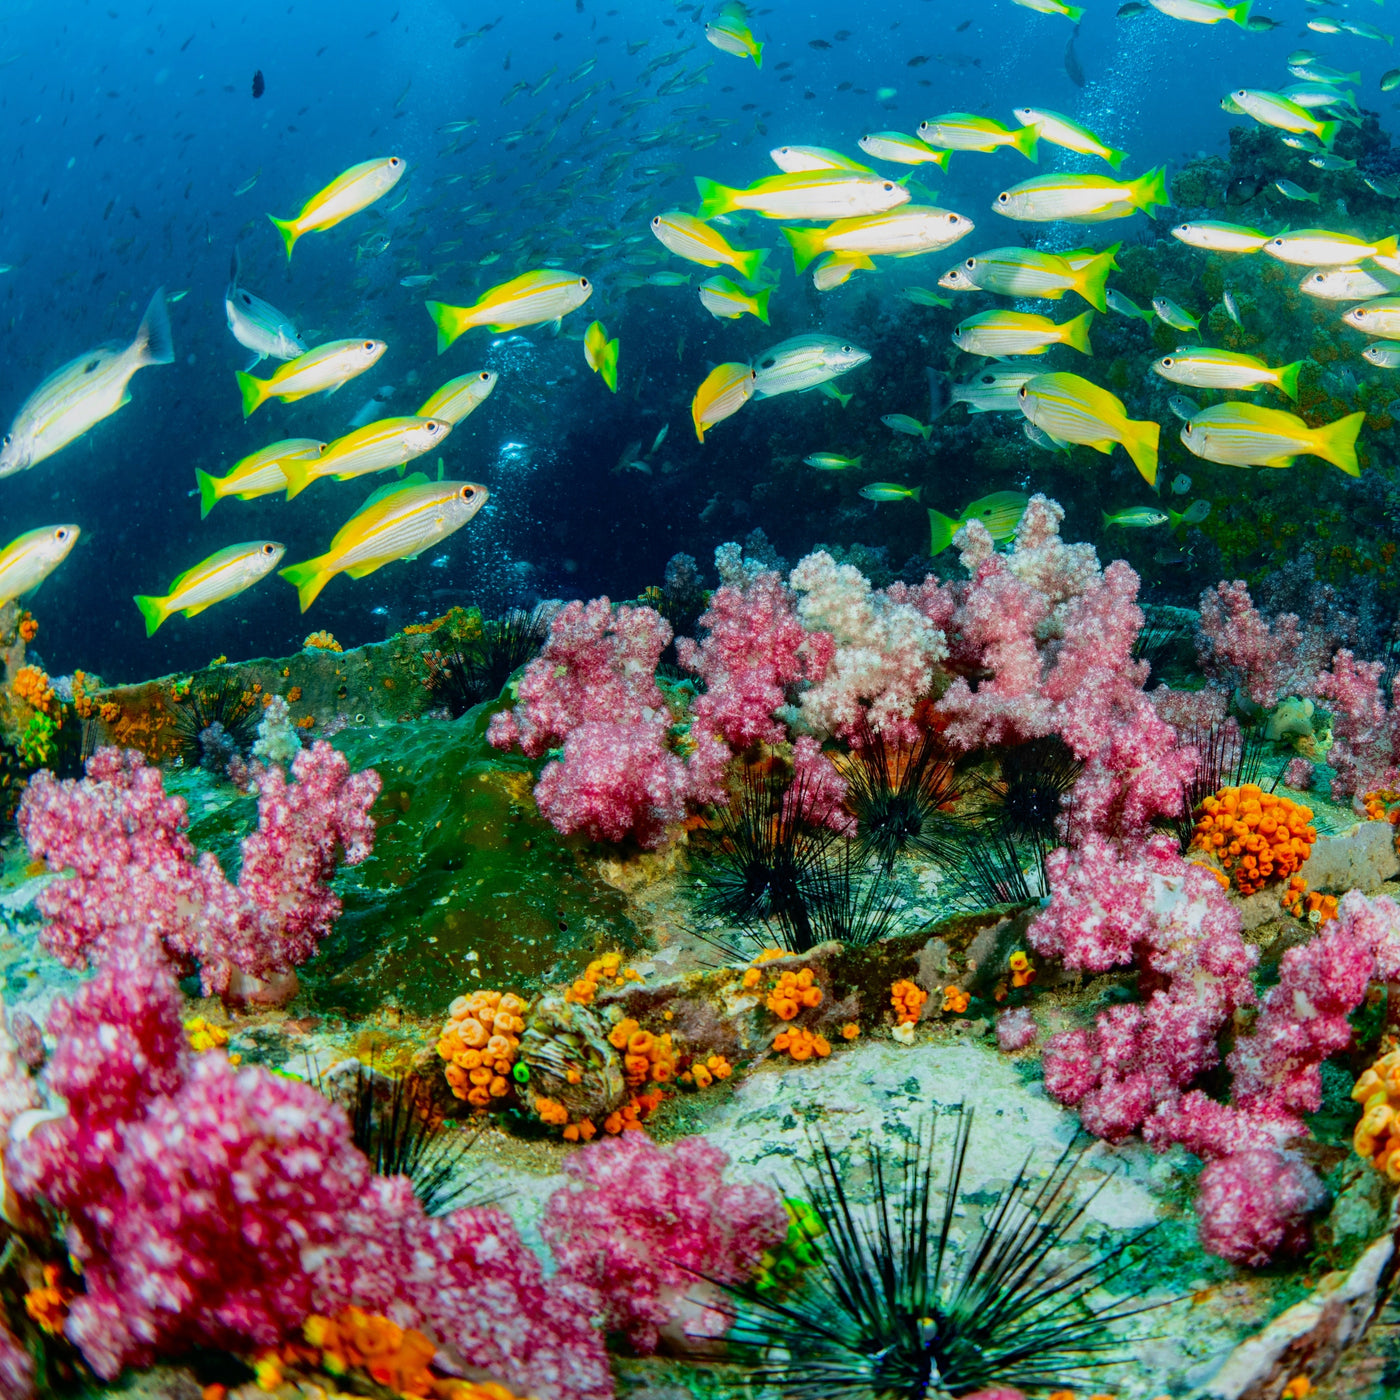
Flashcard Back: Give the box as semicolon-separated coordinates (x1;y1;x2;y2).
890;978;927;1024
766;968;823;1020
437;989;529;1109
11;665;55;714
565;951;643;1005
1192;784;1317;895
773;1026;831;1061
1352;1049;1400;1180
607;1017;679;1089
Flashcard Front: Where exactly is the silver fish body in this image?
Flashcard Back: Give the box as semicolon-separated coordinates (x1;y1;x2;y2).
0;287;174;477
225;250;307;365
751;334;871;398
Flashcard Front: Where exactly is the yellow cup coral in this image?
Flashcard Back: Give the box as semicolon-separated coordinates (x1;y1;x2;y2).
1192;784;1317;896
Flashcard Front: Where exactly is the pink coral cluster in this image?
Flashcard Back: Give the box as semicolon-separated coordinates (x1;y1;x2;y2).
1196;580;1309;710
676;570;831;751
1033;835;1400;1264
17;743;380;1001
489;598;727;846
934;497;1195;843
541;1133;787;1353
1033;835;1257;1144
1313;648;1400;803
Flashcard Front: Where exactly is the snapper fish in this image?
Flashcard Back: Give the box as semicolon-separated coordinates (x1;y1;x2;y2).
1018;371;1160;485
584;321;620;393
0;287;174;477
196;439;326;516
281;475;490;612
1180;402;1364;476
1362;343;1400;368
856;131;951;167
427;270;592;351
751;334;870;398
225;250;307;368
1232;90;1340;148
416;370;498;425
1264;229;1399;266
952;308;1094;357
283;416;452;498
692;362;757;441
133;541;285;636
782;206;975;272
993;168;1169;223
769;145;873;173
950;364;1037;413
0;525;80;606
942;245;1117;311
1012;108;1127;169
917;113;1039;160
706;1;764;67
1342;298;1400;339
812;255;873;291
1151;296;1200;332
804;451;863;469
1299;265;1400;301
1152;348;1302;400
699;276;773;323
694;170;909;221
235;339;386;417
651;211;768;279
1170;220;1273;253
268;156;405;260
927;490;1029;555
1148;0;1252;25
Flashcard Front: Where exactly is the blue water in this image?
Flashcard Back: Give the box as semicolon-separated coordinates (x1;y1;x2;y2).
1;0;1395;679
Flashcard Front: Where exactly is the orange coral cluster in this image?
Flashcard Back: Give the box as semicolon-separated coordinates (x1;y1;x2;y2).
1192;784;1317;895
1281;876;1338;927
565;951;643;1005
1009;951;1035;988
890;979;927;1024
741;947;787;990
17;612;36;643
11;665;54;714
436;990;529;1108
24;1264;73;1335
766;968;823;1020
773;1026;831;1061
608;1017;678;1089
1363;789;1400;824
684;1053;733;1089
942;986;971;1014
602;1088;665;1135
303;630;343;652
244;1305;530;1400
1352;1049;1400;1181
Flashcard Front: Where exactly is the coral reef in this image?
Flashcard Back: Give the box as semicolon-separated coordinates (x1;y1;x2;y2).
18;742;380;1000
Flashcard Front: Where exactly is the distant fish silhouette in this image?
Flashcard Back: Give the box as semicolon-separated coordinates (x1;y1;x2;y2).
1064;26;1085;87
251;69;265;98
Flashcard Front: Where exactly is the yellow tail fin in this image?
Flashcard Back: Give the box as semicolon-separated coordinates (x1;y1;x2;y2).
732;245;768;282
132;594;168;638
279;557;333;613
235;370;268;419
195;468;221;519
1072;250;1116;313
1313;410;1365;477
268;214;299;262
281;456;319;500
928;509;960;556
1011;123;1039;162
782;226;828;274
1119;417;1160;487
694;176;739;219
1061;309;1095;356
425;301;470;355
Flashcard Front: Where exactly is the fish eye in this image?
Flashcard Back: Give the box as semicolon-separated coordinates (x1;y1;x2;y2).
1;435;8;448
460;485;476;500
579;277;590;287
841;344;852;352
947;213;959;223
1018;386;1028;397
389;157;401;166
965;257;975;268
261;543;276;556
998;192;1010;203
363;340;375;350
1162;357;1173;367
882;182;895;191
55;528;69;541
240;292;253;305
479;371;490;381
651;216;660;225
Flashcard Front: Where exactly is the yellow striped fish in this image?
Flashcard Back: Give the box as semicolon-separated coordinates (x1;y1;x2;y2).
1179;403;1364;476
692;362;757;442
133;542;285;636
280;475;490;611
1018;372;1160;485
268;156;405;260
417;370;498;424
0;526;80;606
196;439;326;517
426;270;592;352
283;417;451;499
235;339;386;417
650;211;768;279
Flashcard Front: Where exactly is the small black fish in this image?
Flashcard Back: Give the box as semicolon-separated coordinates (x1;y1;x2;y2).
957;19;971;30
1064;25;1085;86
837;80;852;90
1226;173;1266;205
251;69;265;98
908;54;929;66
809;38;831;48
835;29;852;39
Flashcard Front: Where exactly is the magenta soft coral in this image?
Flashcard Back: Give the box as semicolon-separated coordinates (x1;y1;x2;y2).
676;569;831;751
541;1132;787;1354
17;742;380;1001
1313;648;1400;803
1196;580;1307;710
6;948;615;1399
935;497;1194;843
489;597;728;846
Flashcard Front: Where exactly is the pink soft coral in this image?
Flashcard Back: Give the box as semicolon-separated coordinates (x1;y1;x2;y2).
6;948;615;1399
1196;580;1307;710
17;743;380;1000
934;497;1194;842
1313;648;1400;804
542;1133;787;1354
676;570;831;751
489;598;728;846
